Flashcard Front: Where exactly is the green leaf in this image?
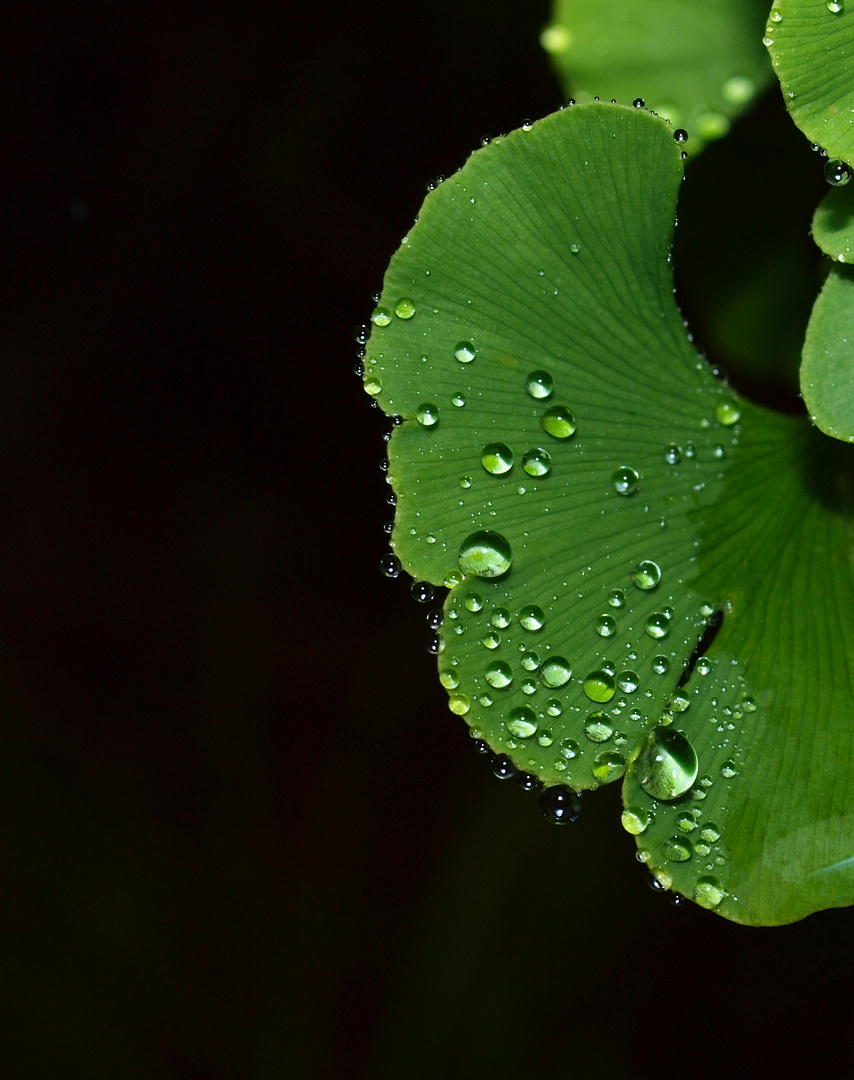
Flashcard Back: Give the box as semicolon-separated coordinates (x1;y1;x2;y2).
813;182;854;261
364;103;854;924
801;264;854;439
766;0;854;163
541;0;773;153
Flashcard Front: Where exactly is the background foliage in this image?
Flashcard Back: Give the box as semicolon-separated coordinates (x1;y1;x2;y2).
4;0;854;1076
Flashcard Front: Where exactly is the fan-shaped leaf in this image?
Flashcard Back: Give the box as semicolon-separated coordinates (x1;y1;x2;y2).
802;264;854;440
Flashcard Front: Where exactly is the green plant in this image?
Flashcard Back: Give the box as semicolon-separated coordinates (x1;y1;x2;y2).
360;0;854;926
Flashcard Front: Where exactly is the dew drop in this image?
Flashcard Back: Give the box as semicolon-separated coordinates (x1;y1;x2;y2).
584;670;616;703
608;588;626;608
521;448;552;477
507;706;538;738
827;0;844;13
636;726;699;800
481;442;514;474
595;614;617;638
673;129;688;144
448;692;470;715
676;811;697;832
460;475;473;489
464;593;484;612
525;370;554;399
592;751;626;782
633;98;645;109
394;297;416;319
693;876;726;909
546;699;563;717
451;392;467;407
617;669;639;693
380;553;401;578
492;755;516;780
490;607;512;629
559;737;579;759
611;466;640;495
716;401;741;426
520;651;541;672
458;530;513;578
364;375;383;396
537;729;553;746
416;403;439;427
411;581;435;603
540;406;577;439
540;785;582;824
621;806;650;835
699;822;721;843
824;157;852;185
539;657;572;688
519;605;546;631
485;661;513;688
454;341;477;363
662;835;693;862
569;242;581;254
584;712;614;742
371;306;392;326
664;443;681;465
720;759;738;778
439;669;460;690
645;612;671;639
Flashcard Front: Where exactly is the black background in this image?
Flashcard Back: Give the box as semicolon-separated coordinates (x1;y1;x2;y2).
0;2;850;1077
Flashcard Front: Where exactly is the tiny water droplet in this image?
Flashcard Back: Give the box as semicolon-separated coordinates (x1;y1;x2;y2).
395;297;416;319
371;306;392;326
460;475;473;489
559;737;579;760
611;466;640;495
716;401;741;425
454;341;477;363
621;806;650;834
481;442;514;474
540;405;577;439
458;530;513;578
584;712;614;742
540;785;582;824
525;370;554;399
664;443;682;465
416;403;439;427
539;657;572;688
824;157;852;185
636;726;699;800
633;98;645;109
595;614;617;638
521;447;552;477
693;876;726;909
584;670;616;703
507;706;538;738
742;696;757;713
569;242;581;254
519;605;545;631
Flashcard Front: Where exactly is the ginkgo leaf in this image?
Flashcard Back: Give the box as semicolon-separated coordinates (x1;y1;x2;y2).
801;264;854;440
363;102;854;925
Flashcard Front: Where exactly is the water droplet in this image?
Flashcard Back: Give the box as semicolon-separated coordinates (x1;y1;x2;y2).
485;661;513;688
464;593;484;612
720;759;738;778
492;755;516;780
395;297;416;319
364;375;383;396
664;443;681;465
507;706;538;738
770;8;783;22
416;403;439;427
693;876;726;909
633;98;645;109
537;730;553;747
521;448;552;477
762;35;774;47
595;614;617;638
699;822;721;843
569;242;581;254
540;406;577;439
546;699;563;717
490;607;512;628
663;836;693;862
458;530;513;578
673;129;688;144
617;669;639;693
520;678;537;695
559;737;579;759
520;651;541;672
380;553;402;578
448;692;470;715
525;370;554;399
669;693;690;713
439;669;460;690
626;561;660;596
584;670;616;703
621;806;649;834
645;612;670;639
540;784;582;824
482;632;501;649
611;466;640;495
460;475;473;489
592;751;626;782
454;341;477;363
451;392;467;407
636;726;699;800
608;588;626;608
371;306;392;326
540;657;572;688
825;157;852;186
481;443;514;475
716;401;741;425
584;713;613;742
676;811;697;832
742;696;757;713
827;0;844;13
519;605;545;631
518;771;542;792
411;581;436;603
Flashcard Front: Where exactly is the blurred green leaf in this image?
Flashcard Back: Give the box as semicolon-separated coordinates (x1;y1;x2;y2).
541;0;773;154
813;182;854;261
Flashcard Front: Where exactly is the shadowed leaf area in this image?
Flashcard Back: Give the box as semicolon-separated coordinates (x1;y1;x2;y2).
363;103;854;925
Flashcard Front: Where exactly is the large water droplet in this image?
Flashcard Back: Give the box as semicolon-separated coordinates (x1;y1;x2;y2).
630;560;661;590
621;806;650;835
416;403;439;427
395;297;416;319
485;661;513;688
662;835;693;862
645;612;670;639
521;448;552;477
584;712;613;742
540;785;582;824
371;306;392;326
507;706;538;738
458;530;513;578
584;670;616;703
364;374;383;396
611;466;640;495
539;657;572;688
448;692;470;715
519;605;545;631
540;406;577;439
636;726;699;800
454;341;477;363
827;0;844;13
481;443;514;474
693;876;726;909
525;370;554;399
490;607;512;628
824;157;852;186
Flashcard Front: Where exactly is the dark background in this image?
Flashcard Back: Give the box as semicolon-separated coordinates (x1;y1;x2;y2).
0;2;849;1077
